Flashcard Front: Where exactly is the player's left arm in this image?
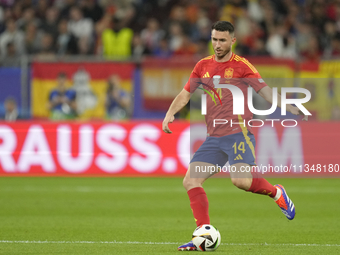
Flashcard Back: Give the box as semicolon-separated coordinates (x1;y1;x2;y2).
258;86;308;121
242;58;308;121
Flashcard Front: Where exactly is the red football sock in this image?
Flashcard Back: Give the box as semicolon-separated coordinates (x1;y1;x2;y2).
247;176;277;198
187;187;210;226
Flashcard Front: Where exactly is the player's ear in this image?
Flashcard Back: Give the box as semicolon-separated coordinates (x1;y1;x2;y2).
231;36;236;45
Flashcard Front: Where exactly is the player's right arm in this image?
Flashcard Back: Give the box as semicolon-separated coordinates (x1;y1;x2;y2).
162;88;191;134
163;60;203;133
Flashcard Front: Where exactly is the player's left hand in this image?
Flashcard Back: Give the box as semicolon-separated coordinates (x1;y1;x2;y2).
289;106;308;121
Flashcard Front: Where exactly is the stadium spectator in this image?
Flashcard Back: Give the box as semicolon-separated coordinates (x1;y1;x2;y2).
0;41;21;66
93;12;111;54
152;37;172;58
249;38;270;56
259;3;277;40
67;6;94;53
219;0;247;26
195;39;209;59
164;5;191;37
36;33;56;60
24;22;43;54
174;35;197;56
40;7;60;41
1;1;340;66
0;18;25;58
77;36;92;55
56;19;78;55
12;2;23;20
247;0;264;23
80;0;104;23
16;7;40;32
2;97;19;121
321;21;337;51
167;22;185;52
132;33;150;62
191;9;212;42
101;18;133;59
236;20;266;56
35;0;50;20
0;5;4;34
266;25;296;59
1;8;14;34
110;0;136;29
300;35;322;61
140;18;165;53
59;0;77;19
105;74;131;120
48;72;77;120
327;33;340;58
68;6;93;39
309;1;327;36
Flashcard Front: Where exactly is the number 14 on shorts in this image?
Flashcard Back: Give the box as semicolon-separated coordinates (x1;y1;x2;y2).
233;142;245;154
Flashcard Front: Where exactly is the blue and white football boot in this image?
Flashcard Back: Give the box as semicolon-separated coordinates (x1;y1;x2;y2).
274;184;295;220
177;240;197;251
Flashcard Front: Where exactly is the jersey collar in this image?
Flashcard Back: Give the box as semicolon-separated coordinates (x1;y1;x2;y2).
213;52;235;63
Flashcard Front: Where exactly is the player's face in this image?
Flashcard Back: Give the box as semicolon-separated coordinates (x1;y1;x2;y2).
211;30;236;59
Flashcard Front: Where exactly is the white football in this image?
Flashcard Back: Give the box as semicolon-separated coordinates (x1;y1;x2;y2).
192;224;221;251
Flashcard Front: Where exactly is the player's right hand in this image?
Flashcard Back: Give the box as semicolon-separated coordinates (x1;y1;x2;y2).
162;115;175;134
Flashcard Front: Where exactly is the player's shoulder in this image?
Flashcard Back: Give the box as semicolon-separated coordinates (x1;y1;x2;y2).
197;55;214;64
231;54;251;64
231;54;258;73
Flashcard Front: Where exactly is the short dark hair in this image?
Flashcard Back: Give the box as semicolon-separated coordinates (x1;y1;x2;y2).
212;21;234;34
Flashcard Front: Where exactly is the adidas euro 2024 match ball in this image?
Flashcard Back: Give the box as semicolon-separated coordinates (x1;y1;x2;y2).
192;224;221;251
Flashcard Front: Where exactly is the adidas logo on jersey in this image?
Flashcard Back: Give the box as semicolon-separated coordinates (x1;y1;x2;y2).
234;154;243;160
202;72;210;78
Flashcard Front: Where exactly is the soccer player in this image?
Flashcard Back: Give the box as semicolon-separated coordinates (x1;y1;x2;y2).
162;21;305;251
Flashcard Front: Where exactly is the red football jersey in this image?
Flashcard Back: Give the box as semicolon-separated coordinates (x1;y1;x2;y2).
184;53;267;137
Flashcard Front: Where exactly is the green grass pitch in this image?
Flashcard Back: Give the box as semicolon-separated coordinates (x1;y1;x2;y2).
0;177;339;254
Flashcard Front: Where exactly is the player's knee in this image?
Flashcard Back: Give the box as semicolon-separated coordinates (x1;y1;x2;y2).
182;175;193;190
183;175;201;191
231;178;249;190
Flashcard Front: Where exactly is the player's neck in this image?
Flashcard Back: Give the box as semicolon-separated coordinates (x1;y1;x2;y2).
214;51;233;63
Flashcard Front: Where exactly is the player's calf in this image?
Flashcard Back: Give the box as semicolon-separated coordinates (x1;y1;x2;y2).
230;163;253;190
231;177;252;190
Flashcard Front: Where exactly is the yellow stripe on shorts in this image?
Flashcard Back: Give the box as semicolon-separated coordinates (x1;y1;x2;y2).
238;115;256;164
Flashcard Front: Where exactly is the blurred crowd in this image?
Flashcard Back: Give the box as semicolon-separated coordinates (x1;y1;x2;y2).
1;0;340;65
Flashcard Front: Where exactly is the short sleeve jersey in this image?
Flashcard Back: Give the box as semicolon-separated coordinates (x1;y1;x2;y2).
184;53;267;137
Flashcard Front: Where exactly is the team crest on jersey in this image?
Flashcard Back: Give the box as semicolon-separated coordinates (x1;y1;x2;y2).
224;68;234;81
